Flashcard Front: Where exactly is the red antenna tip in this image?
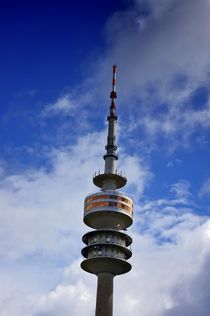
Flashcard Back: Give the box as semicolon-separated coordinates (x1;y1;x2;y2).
112;65;117;92
112;64;117;72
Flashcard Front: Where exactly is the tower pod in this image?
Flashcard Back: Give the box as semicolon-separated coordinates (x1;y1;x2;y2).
83;191;133;229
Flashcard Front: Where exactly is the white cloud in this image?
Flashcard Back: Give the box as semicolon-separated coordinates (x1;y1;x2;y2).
170;180;192;200
112;186;210;316
29;200;210;316
33;281;95;316
41;91;94;118
42;94;76;116
0;129;152;315
107;0;210;89
3;206;209;316
0;142;210;316
161;253;210;315
85;0;210;149
0;131;108;261
199;178;210;197
38;1;210;150
119;154;153;195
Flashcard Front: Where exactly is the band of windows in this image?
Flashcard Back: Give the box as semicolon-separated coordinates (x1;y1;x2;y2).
85;195;133;207
84;201;132;214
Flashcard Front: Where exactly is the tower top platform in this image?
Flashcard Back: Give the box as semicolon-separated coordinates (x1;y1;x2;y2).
93;172;127;189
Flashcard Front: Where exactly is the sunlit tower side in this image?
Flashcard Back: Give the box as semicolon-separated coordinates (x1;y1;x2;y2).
81;65;133;316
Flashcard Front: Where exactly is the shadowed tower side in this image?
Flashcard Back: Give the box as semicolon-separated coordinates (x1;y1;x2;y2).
81;65;133;316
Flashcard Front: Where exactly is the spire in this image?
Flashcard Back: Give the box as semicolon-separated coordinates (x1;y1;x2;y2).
93;65;127;190
104;65;118;175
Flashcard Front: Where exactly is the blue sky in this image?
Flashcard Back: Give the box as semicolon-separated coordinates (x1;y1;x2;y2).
1;1;210;315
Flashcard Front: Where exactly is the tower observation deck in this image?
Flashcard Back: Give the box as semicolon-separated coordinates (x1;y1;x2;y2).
81;65;133;316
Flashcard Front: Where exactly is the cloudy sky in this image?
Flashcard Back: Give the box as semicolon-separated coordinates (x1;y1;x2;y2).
1;0;210;315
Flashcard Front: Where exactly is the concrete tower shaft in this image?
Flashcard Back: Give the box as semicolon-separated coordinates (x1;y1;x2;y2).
95;273;113;316
81;66;133;316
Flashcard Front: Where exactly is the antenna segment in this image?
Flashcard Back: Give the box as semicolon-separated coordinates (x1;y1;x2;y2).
109;64;117;117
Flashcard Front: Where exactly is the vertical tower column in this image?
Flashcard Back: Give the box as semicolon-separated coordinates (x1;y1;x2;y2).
81;65;133;316
95;273;114;316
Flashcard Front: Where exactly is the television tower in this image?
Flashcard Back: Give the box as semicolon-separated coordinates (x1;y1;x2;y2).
81;65;133;316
